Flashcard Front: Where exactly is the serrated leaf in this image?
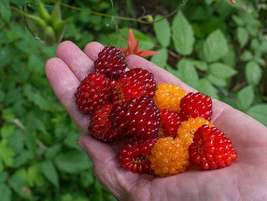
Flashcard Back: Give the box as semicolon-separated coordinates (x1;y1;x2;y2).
237;86;254;111
245;61;262;85
241;51;253;61
41;161;59;187
154;16;170;47
192;60;208;71
172;11;195;55
247;104;267;125
203;30;229;62
26;164;44;187
0;0;11;22
151;48;168;67
177;59;199;88
222;45;236;67
209;63;236;79
0;183;12;201
197;79;218;99
207;75;227;87
0;140;15;167
237;27;249;47
54;150;90;173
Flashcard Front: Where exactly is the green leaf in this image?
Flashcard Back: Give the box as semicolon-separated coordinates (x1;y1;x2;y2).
154;16;170;47
0;140;15;167
241;51;253;61
177;59;199;88
0;0;11;22
151;48;168;67
0;184;12;201
54;150;90;173
197;79;218;99
207;75;227;87
237;27;249;47
41;161;59;187
192;60;208;71
247;104;267;125
245;61;262;85
237;86;254;111
9;172;32;199
209;63;236;79
172;11;195;55
203;30;229;62
26;164;44;187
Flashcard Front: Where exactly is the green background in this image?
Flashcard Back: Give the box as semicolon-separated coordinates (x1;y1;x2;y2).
0;0;267;200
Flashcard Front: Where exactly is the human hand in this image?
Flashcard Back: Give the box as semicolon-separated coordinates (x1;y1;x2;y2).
45;41;267;201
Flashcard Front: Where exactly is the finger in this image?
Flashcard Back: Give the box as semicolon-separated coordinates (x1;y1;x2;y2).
84;41;104;61
126;55;229;122
56;41;94;81
45;57;89;131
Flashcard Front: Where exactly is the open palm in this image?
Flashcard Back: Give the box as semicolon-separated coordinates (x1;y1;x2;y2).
45;41;267;201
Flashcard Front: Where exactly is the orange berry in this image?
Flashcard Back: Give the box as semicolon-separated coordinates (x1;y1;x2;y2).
177;117;213;147
154;83;186;112
149;137;189;177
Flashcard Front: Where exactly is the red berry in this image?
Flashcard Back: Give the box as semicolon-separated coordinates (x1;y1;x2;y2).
112;68;156;104
189;125;237;170
160;110;182;138
89;104;120;142
111;96;160;139
180;92;212;121
75;73;111;114
119;138;157;174
95;47;127;79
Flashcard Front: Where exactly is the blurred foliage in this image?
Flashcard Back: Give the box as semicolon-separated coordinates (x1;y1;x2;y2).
0;0;267;201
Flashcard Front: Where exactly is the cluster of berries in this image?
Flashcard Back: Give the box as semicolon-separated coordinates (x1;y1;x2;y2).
75;47;237;177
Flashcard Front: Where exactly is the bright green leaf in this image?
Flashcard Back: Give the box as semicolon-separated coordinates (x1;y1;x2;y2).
177;59;199;88
237;27;249;47
207;75;227;87
0;183;12;201
197;79;219;99
54;150;90;173
245;61;262;85
247;104;267;125
203;30;229;62
209;63;236;79
0;140;15;167
41;161;59;187
237;86;254;111
192;60;208;71
154;16;170;47
172;11;195;55
151;48;168;67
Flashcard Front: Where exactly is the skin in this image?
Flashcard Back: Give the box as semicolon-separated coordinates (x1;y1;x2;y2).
45;41;267;201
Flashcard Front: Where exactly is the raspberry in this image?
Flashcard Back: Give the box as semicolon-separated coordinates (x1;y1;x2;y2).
119;138;157;174
180;92;212;121
154;83;186;112
189;125;237;170
111;96;160;139
89;104;120;142
177;117;213;147
112;68;156;104
160;110;182;138
149;137;189;177
95;47;127;79
75;73;111;114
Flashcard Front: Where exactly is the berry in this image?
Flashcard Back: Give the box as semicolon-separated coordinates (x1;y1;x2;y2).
95;47;127;79
154;83;186;112
119;138;157;174
112;68;156;104
75;73;111;114
160;110;182;138
89;104;119;142
177;117;213;147
189;125;237;170
149;137;189;177
180;92;212;121
111;96;160;139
